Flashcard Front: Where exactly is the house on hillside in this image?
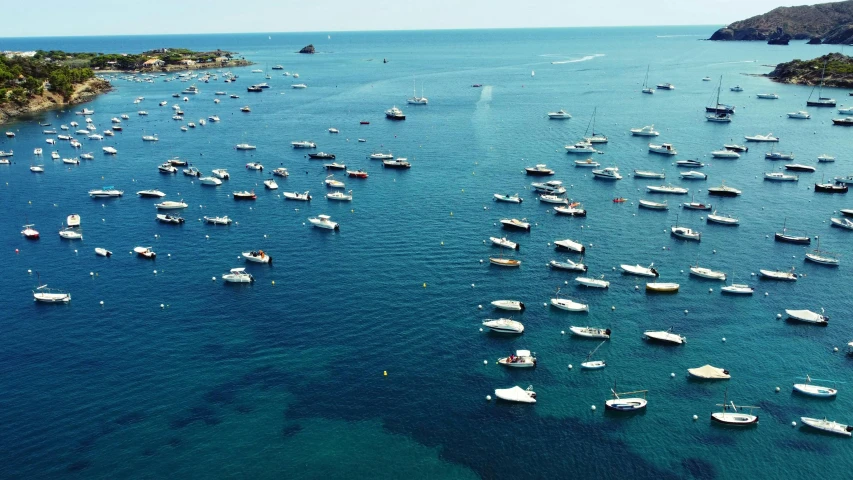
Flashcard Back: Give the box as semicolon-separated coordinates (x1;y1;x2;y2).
142;58;165;68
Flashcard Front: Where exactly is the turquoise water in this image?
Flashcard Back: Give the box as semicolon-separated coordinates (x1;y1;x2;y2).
1;27;852;478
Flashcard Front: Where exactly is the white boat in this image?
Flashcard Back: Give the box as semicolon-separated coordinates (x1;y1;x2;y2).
633;169;665;179
94;248;112;257
730;86;743;92
62;158;80;165
550;297;589;312
581;340;607;369
591;166;622;180
89;187;123;197
554;238;584;253
605;388;648;411
490;237;519;250
137;190;166;198
569;326;611;339
59;228;83;240
497;350;537;368
235;143;257;150
156;214;184;224
648;143;677;155
644;328;685;344
183;166;201;177
680;171;707;180
564;141;596;154
766;151;795;160
283;191;312;201
525;164;554;175
676;159;705;168
133;246;156;259
66;214;80;227
32;284;71;303
548;258;587;272
647;184;687;194
745;133;779;142
222;267;254;283
212;169;230;179
721;279;754;294
407;78;428;105
199;176;222;186
786;308;828;325
638;199;668;210
500;218;530;231
493;193;522;203
21;224;39;239
830;217;853;230
291;140;317;149
804;236;839;266
575;276;609;288
50;151;59;159
553;204;586;216
793;375;837;398
155;200;188;210
325;175;345;188
482;318;524;334
309;214;339;230
764;172;798;182
385;106;405;120
641;65;654;94
494;385;536;403
245;162;263;171
490;300;525;311
327;190;353;201
646;282;679;293
574;159;600;168
671;225;700;241
759;269;797;281
30;165;44;173
243;250;272;264
102;146;117;155
630;125;659;136
158;163;177;174
788;111;811;119
690;266;725;280
817;154;835;163
800;417;852;437
712;150;740;159
369;152;394;160
711;391;758;426
489;257;521;267
688;364;730;379
539;194;568;205
204;215;232;225
707;210;739;225
142;135;158;141
291;83;307;89
756;93;779;99
264;179;279;190
547;109;572;119
621;263;659;277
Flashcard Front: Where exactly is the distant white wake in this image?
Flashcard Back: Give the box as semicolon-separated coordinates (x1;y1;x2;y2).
550;54;605;65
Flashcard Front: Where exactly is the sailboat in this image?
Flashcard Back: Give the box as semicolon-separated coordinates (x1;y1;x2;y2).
583;107;608;143
706;79;736;114
805;235;839;266
605;384;648;411
806;60;836;107
775;218;810;244
581;340;607;369
711;388;759;426
407;77;428;105
706;76;732;122
641;65;655;94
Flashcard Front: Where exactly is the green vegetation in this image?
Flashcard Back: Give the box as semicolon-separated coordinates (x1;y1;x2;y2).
0;53;94;105
768;53;853;88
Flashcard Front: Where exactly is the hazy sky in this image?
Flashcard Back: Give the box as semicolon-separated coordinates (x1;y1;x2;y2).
0;0;828;37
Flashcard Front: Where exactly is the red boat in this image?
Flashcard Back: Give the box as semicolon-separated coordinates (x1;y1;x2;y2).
360;121;370;125
233;191;257;200
21;224;39;239
613;197;627;203
347;169;369;178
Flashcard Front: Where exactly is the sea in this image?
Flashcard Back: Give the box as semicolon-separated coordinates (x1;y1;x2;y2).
1;26;852;479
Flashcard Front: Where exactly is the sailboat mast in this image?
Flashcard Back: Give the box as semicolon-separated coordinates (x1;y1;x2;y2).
819;60;827;98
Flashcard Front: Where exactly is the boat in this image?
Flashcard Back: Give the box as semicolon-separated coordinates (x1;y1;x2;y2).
671;217;701;241
245;162;263;171
346;169;368;179
689;365;730;380
327;190;353;201
641;65;654;94
639;199;668;210
745;133;779;142
657;82;675;90
292;141;317;149
271;168;288;178
786;308;828;325
648;143;677;155
634;169;665;179
494;385;536;403
630;125;659;136
830;217;853;230
32;282;71;303
805;237;839;266
646;282;679;293
134;190;166;200
204;215;232;225
240;106;251;113
182;85;199;95
574;159;600;168
564;141;597;154
591;166;622;180
235;143;257;150
712;150;740;159
759;268;798;281
308;214;339;230
489;257;521;267
707;210;739;225
788;111;811;119
482;318;524;334
775;219;810;244
199;176;222;186
766;151;795;160
706;76;732;122
29;165;44;173
785;164;815;173
800;417;852;437
94;248;112;257
308;152;335;160
605;387;648;411
525;164;554;176
156;213;185;224
369;152;394;160
806;60;836;107
793;375;837;397
690;265;726;280
283;191;311;201
814;182;848;193
264;179;279;190
500;218;530;231
551;295;589;312
58;228;82;240
554;238;584;252
554;204;587;217
233;191;257;200
490;300;525;311
539;194;568;205
547;109;572;119
498;350;537;368
764;172;799;182
383;158;411;169
158;163;177;174
155;200;188;210
832;116;853;126
133;246;156;259
680;171;707;180
621;263;659;277
647;184;687;194
569;326;611;339
756;93;779;99
102;146;117;155
89;187;123;198
681;194;712;210
707;184;741;197
549;258;587;272
644;328;685;344
818;154;836;163
291;83;307;89
181;166;202;177
711;390;758;426
490;193;523;205
581;340;607;369
324;175;345;188
842;209;853;217
0;150;12;157
676;159;704;168
531;180;566;194
62;158;80;165
385;106;405;120
76;108;94;115
243;250;272;264
575;276;609;288
730;85;743;92
222;267;254;283
582;107;608;143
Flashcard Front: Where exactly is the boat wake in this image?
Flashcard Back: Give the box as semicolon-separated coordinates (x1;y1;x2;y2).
656;34;704;38
707;60;757;66
478;85;493;104
550;54;605;65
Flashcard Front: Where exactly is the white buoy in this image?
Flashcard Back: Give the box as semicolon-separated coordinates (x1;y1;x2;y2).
765;292;769;296
564;280;568;285
99;300;104;305
684;309;689;314
471;283;475;288
90;272;94;276
591;405;596;411
561;330;566;335
671;372;675;378
791;421;797;427
27;269;32;274
212;277;216;281
153;270;157;274
709;288;713;293
722;337;726;342
776;387;781;392
478;305;483;309
484;360;488;365
479;259;483;263
160;304;165;309
479;328;483;332
486;395;492;401
693;415;698;421
776;313;782;319
635;285;639;290
834;347;839;352
544;302;548;307
568;364;573;369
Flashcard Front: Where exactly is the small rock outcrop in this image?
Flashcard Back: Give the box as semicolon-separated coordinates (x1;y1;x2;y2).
807;36;823;44
298;44;315;54
767;28;791;45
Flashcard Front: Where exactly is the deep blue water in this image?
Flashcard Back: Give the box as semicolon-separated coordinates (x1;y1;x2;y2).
1;27;853;479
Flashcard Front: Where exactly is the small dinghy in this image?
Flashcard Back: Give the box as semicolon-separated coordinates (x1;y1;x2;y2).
575;276;609;288
688;365;730;380
134;246;156;259
644;328;685;344
793;375;837;398
58;228;83;240
646;282;679;293
494;193;522;203
497;350;537;368
490;237;519;250
489;257;521;267
156;214;185;224
786;309;828;325
569;326;611;339
580;340;607;369
800;417;852;437
490;300;524;311
283;191;311;201
32;283;71;303
639;199;668;210
94;248;112;257
204;215;232;225
264;179;279;190
494;385;536;404
243;250;272;264
482;318;524;334
620;263;659;277
548;258;587;272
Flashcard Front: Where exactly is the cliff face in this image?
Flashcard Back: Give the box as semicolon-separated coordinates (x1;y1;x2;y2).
709;0;853;44
0;78;111;125
767;52;853;87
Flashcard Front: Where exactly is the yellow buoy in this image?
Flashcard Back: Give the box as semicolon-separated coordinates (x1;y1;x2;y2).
450;212;453;216
440;241;444;246
272;280;275;285
383;371;387;376
423;283;427;288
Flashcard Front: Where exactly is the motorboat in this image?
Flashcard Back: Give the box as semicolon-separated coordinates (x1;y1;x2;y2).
292;141;317;149
494;385;536;403
369;152;394;160
788;111;811;119
834;116;853;125
814;182;848;193
222;267;254;283
644;328;685;344
21;224;39;239
498;350;537;368
30;165;44;173
564;141;596;154
490;300;525;311
630;125;659;136
0;150;13;157
525;164;554;176
94;248;112;257
592;166;622;180
62;158;80;165
688;365;730;380
800;417;852;437
621;263;659;277
730;85;743;92
539;194;568;205
482;318;524;334
830;217;853;230
759;269;798;281
133;246;156;259
547;109;572;119
158;163;178;174
76;108;94;115
137;190;166;198
383;158;411;168
385;106;405;120
657;82;675;90
550;297;589;312
680;171;707;180
793;375;837;397
204;215;232;225
775;219;810;244
490;236;519;250
707;210;739;225
168;157;188;166
245;162;263;171
574;159;600;168
308;214;339;230
327;190;353;201
347;169;368;179
764;172;799;182
531;180;566;194
675;159;704;168
183;166;202;177
554;204;586;217
66;214;80;227
235;143;257;150
155;200;188;209
817;154;836;163
59;228;83;240
646;282;679;293
233;191;257;200
199;176;222;186
500;218;531;231
756;93;779;99
283;191;311;201
102;146;117;155
707;184;741;197
605;388;648;411
633;169;665;179
308;152;335;159
766;151;794;160
671;225;701;241
291;83;308;89
786;309;828;325
243;250;272;264
325;176;345;188
689;265;726;281
549;258;587;272
264;179;279;190
639;199;668;210
648;143;677;155
270;168;288;178
744;133;779;142
89;187;123;197
842;209;853;217
647;184;687;194
711;391;758;426
489;257;521;267
554;238;584;252
712;150;740;159
785;164;815;172
569;326;611;339
156;213;185;224
32;283;71;303
575;276;609;288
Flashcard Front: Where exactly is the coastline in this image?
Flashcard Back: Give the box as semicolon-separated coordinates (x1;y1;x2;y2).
98;59;253;75
0;77;112;125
